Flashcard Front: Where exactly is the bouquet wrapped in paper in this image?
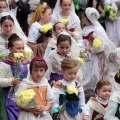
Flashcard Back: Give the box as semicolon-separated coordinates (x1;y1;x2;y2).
99;5;117;22
39;24;53;38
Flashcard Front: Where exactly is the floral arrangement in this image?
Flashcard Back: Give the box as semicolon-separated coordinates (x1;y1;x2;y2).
16;89;38;108
76;57;85;66
39;24;53;38
60;19;69;25
99;5;117;22
79;48;91;62
24;47;33;60
52;81;80;117
92;38;103;50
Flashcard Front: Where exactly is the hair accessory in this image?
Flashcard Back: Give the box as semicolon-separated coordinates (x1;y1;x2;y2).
30;57;48;71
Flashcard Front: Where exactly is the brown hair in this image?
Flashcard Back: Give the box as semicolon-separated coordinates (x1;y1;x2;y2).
61;58;78;70
95;80;111;94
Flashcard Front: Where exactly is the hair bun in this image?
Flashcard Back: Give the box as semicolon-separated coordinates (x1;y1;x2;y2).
8;33;19;42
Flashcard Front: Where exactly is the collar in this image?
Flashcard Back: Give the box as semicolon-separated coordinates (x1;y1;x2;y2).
96;95;108;105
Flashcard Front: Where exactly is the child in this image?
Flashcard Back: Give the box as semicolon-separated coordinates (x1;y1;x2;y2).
0;33;29;120
0;0;8;13
45;32;81;85
82;7;115;99
44;22;66;59
104;71;120;120
87;80;112;120
52;58;89;120
15;57;54;120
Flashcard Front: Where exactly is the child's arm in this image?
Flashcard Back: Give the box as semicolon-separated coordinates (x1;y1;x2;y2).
104;101;119;120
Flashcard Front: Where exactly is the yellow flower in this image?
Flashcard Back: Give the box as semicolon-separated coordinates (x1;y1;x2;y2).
92;38;103;50
24;47;33;59
60;19;69;25
77;57;85;66
40;24;53;33
16;89;35;107
14;53;24;59
66;86;78;95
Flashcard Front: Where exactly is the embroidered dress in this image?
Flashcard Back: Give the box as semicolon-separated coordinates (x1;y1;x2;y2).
87;96;108;120
15;76;54;120
52;79;90;120
0;59;29;120
82;25;109;99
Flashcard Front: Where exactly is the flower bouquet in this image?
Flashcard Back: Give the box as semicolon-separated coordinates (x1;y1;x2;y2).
92;38;103;50
8;53;24;99
16;89;38;108
52;81;82;118
39;24;53;38
99;5;117;22
24;47;33;60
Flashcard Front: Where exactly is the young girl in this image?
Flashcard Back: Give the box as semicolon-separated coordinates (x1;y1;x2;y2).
104;71;120;120
51;0;82;41
82;7;116;99
45;32;81;85
87;79;112;120
15;57;54;120
0;0;8;13
52;58;89;120
44;22;66;59
27;2;52;57
0;34;29;120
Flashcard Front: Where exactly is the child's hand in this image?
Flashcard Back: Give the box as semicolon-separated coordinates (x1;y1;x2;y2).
82;115;89;120
11;77;20;86
40;106;48;112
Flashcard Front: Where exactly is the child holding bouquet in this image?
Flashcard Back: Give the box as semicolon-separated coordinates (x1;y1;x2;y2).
52;58;90;120
15;57;54;120
0;34;29;120
87;79;112;120
82;7;115;100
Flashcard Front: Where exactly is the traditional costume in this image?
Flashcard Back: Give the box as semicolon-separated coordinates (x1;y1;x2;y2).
51;0;82;41
52;79;90;120
15;74;54;120
87;96;108;120
82;7;116;99
0;55;29;120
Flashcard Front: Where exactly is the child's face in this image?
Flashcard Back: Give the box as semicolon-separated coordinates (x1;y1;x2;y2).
83;16;91;26
9;41;24;54
0;1;7;13
96;85;112;100
57;40;71;56
54;23;66;37
62;66;78;82
31;67;45;83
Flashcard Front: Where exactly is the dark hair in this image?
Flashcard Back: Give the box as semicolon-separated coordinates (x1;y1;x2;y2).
0;0;7;3
60;0;72;4
87;0;93;7
57;34;71;45
0;15;14;25
61;58;78;70
114;70;120;84
8;33;22;48
30;60;47;74
83;10;91;24
95;80;111;94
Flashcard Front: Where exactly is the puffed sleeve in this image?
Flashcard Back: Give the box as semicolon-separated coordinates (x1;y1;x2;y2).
104;101;119;120
78;86;90;116
0;63;13;87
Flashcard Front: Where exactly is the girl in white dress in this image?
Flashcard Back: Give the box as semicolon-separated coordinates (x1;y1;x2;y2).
52;58;89;120
104;71;120;120
27;2;52;57
87;79;112;120
51;0;82;41
15;57;54;120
